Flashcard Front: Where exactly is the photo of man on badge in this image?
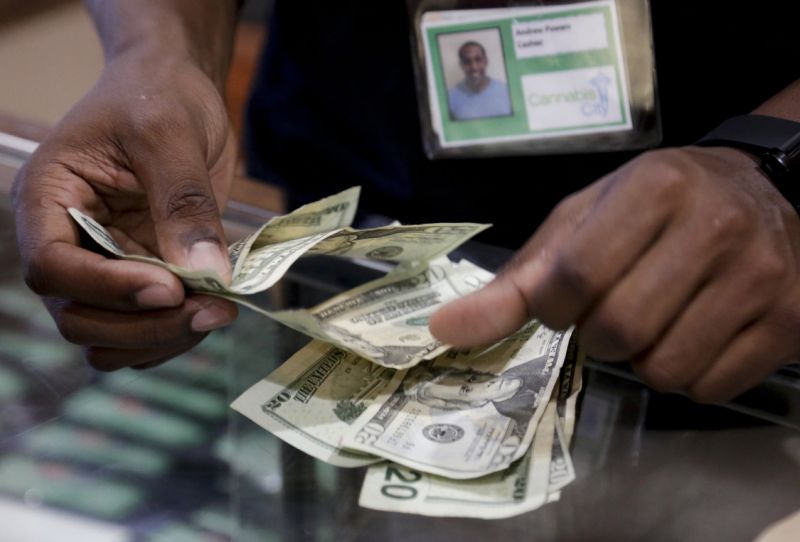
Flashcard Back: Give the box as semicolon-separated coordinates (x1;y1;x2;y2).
442;30;512;121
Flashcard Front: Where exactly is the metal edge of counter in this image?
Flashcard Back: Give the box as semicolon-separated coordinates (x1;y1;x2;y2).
0;131;37;169
0;131;36;194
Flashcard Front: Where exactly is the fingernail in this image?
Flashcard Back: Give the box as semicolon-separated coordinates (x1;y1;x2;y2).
136;284;179;308
191;305;233;333
188;241;230;281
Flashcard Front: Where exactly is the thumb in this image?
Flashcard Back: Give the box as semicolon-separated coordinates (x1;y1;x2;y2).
430;192;593;348
429;255;548;348
132;133;232;284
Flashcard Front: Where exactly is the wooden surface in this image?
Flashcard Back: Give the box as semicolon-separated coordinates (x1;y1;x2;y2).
226;21;266;142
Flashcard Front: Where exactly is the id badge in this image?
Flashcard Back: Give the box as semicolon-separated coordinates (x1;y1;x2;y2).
408;0;661;158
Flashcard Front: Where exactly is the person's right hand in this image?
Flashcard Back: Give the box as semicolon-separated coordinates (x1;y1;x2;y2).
12;50;239;371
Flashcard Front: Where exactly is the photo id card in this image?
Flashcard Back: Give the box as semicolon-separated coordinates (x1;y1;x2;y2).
420;1;635;150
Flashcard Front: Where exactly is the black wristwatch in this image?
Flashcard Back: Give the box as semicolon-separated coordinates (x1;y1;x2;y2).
696;114;800;210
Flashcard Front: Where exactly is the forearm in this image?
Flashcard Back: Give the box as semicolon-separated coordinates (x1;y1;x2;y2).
85;0;240;90
754;79;800;122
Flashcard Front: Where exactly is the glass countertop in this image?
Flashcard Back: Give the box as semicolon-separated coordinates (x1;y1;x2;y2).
0;144;799;542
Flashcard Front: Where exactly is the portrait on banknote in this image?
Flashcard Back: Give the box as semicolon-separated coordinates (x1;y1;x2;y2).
403;356;551;438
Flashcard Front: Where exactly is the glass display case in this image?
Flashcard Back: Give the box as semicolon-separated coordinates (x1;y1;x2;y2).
0;132;799;542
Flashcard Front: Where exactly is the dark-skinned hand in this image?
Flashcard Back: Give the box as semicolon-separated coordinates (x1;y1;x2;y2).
13;51;238;371
431;147;800;403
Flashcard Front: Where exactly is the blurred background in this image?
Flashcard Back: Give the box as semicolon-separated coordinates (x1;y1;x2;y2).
0;0;283;211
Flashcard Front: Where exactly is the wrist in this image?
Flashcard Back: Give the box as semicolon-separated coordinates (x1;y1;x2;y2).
695;115;800;212
87;0;238;92
689;144;758;166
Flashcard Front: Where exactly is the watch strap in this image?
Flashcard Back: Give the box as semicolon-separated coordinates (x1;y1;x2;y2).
697;115;800;161
696;114;800;210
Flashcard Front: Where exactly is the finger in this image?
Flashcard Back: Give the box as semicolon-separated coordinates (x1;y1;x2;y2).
578;215;723;361
125;120;232;283
16;165;184;311
431;162;676;347
87;341;203;372
55;295;237;350
430;186;599;347
630;259;779;394
685;322;794;403
84;340;203;372
687;289;800;402
526;166;678;331
131;358;173;370
27;242;183;311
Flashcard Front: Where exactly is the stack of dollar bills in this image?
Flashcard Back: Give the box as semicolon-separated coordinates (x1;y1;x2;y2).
70;187;583;518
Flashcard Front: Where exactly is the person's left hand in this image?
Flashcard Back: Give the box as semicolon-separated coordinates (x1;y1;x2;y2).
430;146;800;403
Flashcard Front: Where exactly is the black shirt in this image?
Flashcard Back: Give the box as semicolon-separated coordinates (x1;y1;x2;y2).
244;1;799;248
